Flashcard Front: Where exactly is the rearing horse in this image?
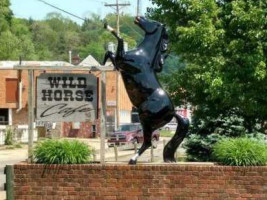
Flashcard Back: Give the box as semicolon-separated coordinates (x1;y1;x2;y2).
103;16;189;164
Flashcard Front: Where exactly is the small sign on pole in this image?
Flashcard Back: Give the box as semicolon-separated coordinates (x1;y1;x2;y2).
37;73;98;122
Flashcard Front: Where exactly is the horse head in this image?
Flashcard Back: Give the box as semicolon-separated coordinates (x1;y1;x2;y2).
135;16;169;72
134;16;161;34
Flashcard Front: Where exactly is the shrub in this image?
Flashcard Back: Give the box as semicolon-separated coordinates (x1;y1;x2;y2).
212;138;267;166
191;111;249;137
183;133;226;161
5;127;14;145
33;139;93;164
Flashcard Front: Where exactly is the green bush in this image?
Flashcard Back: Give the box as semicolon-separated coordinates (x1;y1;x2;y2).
183;133;226;161
33;139;93;164
212;138;267;166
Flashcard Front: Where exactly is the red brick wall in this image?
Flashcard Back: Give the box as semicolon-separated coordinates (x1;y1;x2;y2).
13;164;267;200
62;120;100;138
12;108;28;125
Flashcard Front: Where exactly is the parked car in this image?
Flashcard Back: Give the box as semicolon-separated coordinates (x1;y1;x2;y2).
161;122;178;131
107;123;160;148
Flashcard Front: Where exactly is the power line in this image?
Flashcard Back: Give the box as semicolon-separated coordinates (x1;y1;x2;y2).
37;0;86;21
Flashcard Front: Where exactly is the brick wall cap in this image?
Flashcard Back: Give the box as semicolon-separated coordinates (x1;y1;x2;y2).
13;163;267;171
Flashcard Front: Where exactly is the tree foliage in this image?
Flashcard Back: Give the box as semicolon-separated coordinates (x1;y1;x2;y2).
0;0;13;31
150;0;267;125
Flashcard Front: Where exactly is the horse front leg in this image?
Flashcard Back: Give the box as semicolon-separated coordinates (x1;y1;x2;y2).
104;22;125;59
129;126;152;165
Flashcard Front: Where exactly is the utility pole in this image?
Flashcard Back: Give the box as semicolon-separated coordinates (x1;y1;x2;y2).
104;1;130;35
105;1;130;129
137;0;141;16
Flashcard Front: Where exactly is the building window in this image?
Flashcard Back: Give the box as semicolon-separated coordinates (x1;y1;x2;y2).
6;78;18;103
0;109;8;125
131;107;140;123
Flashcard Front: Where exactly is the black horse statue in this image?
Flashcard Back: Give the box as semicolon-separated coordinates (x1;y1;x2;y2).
103;16;189;164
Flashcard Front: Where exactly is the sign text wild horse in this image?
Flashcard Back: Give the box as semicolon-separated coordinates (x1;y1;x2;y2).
103;17;189;164
37;73;97;122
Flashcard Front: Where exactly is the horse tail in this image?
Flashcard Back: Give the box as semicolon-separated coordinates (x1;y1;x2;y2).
163;113;189;162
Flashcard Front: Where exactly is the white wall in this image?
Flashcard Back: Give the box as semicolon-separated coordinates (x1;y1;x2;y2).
0;125;38;145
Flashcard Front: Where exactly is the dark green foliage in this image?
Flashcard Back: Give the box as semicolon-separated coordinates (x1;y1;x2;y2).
212;138;267;166
190;109;259;137
184;109;264;161
183;133;226;161
33;139;93;164
150;0;267;128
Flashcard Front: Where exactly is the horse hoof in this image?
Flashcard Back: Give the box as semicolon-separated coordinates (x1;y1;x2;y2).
128;159;137;165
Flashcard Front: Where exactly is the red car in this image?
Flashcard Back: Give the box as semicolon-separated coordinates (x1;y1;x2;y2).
107;123;160;148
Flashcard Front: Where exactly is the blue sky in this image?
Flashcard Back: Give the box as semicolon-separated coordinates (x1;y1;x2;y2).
10;0;153;24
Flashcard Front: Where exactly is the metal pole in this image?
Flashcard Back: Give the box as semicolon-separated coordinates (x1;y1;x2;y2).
116;72;120;129
114;146;118;162
163;139;166;147
100;71;107;164
69;51;72;64
28;69;34;163
137;0;140;16
134;142;137;154
4;165;14;200
116;0;120;35
150;145;154;162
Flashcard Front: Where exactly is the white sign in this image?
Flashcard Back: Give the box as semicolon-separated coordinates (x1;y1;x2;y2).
37;73;98;122
107;100;116;106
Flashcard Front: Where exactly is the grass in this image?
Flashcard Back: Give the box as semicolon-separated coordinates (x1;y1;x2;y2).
160;130;175;137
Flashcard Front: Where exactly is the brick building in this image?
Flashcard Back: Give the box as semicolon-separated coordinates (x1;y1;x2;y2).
0;59;133;140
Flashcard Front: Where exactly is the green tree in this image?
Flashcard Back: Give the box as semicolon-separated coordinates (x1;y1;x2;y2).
0;31;19;59
0;1;37;60
0;0;13;31
11;18;36;60
150;0;267;128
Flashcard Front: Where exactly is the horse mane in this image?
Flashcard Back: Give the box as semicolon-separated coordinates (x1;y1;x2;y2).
153;26;169;73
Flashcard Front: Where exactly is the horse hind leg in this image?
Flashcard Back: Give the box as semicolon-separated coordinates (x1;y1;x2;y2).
163;114;189;162
129;126;152;165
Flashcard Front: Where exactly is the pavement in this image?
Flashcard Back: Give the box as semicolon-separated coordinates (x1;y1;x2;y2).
0;146;28;200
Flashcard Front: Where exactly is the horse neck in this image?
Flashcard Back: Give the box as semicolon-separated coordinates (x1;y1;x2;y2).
138;32;162;59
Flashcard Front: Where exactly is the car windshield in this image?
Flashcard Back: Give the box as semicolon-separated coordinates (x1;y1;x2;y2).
117;124;139;131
